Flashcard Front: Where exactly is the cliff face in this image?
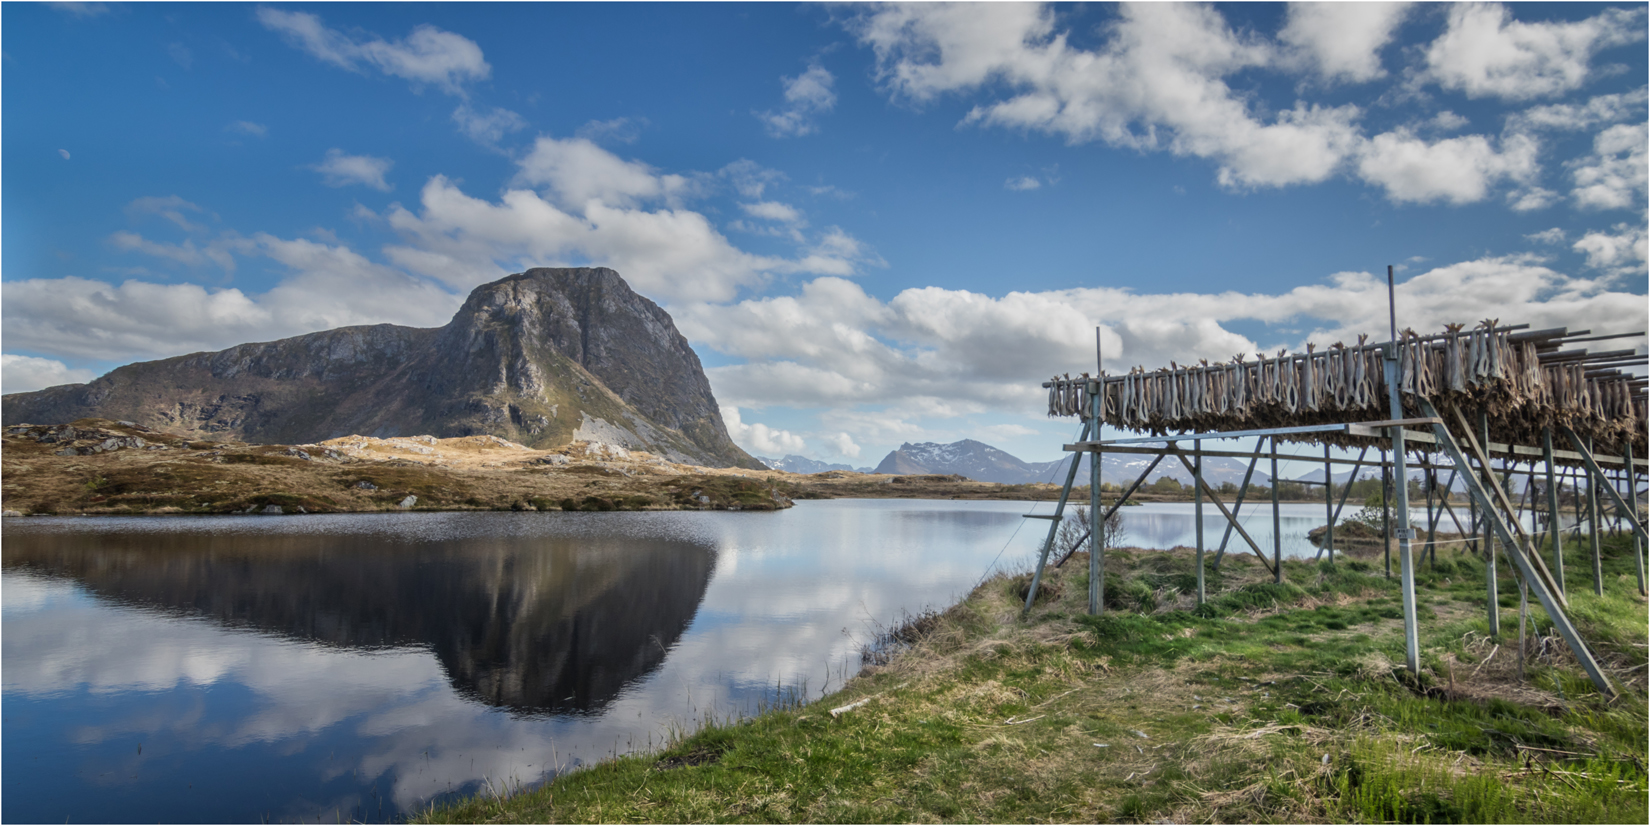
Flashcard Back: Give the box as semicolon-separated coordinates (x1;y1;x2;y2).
2;268;761;469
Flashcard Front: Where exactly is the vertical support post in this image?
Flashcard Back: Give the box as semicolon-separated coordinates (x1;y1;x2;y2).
1195;442;1206;604
1628;442;1645;596
1424;464;1437;567
1588;436;1602;596
1089;380;1104;615
1214;438;1265;568
1270;437;1282;583
1382;454;1392;579
1384;265;1419;675
1024;418;1092;614
1481;409;1498;636
1544;427;1564;597
1324;443;1334;564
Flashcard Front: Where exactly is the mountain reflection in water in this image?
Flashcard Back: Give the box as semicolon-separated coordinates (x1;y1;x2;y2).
4;524;715;716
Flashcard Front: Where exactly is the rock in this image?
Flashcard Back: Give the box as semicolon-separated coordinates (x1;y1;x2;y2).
398;495;417;509
262;504;283;515
354;480;378;490
54;448;76;456
283;447;312;460
2;510;22;517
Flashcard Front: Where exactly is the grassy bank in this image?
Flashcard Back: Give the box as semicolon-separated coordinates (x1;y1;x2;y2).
423;533;1647;824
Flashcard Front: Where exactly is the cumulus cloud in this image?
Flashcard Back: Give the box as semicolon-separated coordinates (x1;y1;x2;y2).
310;149;394;191
1506;88;1649;133
1;354;99;394
1569;123;1647;210
854;3;1363;189
1525;227;1566;244
3;235;460;363
225;120;269;137
451;103;527;147
756;63;837;138
827;432;861;460
1005;176;1041;191
1355;130;1538;205
257;8;489;95
385;142;875;302
1279;2;1411;84
1572;221;1648;277
1423;3;1646;101
721;406;806;456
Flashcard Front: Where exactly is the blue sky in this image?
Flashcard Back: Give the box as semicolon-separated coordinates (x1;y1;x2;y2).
4;2;1646;469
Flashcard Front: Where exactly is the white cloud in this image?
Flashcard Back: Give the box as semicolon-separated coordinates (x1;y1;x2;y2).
721;406;806;456
256;8;489;95
1423;3;1647;101
49;2;108;18
1569;123;1647;211
451;103;526;147
721;160;787;199
739;201;803;224
124;194;206;232
514;136;691;210
3;234;460;362
1355;130;1538;204
310;149;394;191
1279;2;1411;84
1;354;99;394
1525;227;1566;244
58;149;70;160
1005;176;1041;191
854;3;1365;190
575;117;646;144
1506;88;1649;133
109;230;234;272
827;432;861;460
757;63;837;138
1572;221;1648;276
225;120;268;137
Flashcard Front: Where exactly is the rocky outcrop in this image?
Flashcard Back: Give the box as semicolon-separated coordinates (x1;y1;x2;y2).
2;268;761;469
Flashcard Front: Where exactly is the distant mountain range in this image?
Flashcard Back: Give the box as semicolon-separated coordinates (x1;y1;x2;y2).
756;455;874;474
861;439;1274;487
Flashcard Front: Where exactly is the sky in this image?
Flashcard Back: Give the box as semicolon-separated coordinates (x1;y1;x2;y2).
3;1;1647;471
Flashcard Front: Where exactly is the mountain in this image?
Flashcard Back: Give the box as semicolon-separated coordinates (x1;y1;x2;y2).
872;439;1272;487
756;455;874;474
2;268;762;469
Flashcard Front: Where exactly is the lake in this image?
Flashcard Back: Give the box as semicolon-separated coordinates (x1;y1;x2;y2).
2;498;1367;823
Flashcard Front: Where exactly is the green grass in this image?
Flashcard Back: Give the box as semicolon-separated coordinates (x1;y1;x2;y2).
421;534;1648;824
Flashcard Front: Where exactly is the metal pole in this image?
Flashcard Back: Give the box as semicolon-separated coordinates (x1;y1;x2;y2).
1588;436;1602;596
1382;454;1392;579
1425;464;1438;567
1628;441;1645;596
1271;437;1282;584
1385;265;1419;674
1544;427;1563;597
1089;379;1104;615
1481;409;1498;636
1195;443;1206;604
1024;419;1092;613
1324;443;1334;564
1214;438;1265;568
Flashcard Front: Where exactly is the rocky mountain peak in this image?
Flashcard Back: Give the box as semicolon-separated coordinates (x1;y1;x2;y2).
2;267;761;469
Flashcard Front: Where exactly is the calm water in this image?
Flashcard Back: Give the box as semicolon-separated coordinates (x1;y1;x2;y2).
3;499;1340;823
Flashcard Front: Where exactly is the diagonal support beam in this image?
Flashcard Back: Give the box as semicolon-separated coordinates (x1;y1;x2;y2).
1442;403;1565;607
1024;419;1091;614
1417;400;1615;697
1562;426;1650;545
1167;446;1275;577
1214;438;1266;568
